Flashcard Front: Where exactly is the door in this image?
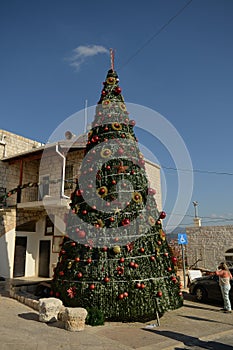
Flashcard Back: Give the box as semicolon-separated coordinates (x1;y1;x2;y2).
38;240;50;277
13;237;27;277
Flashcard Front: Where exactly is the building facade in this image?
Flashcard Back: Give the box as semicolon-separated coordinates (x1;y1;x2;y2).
0;129;162;279
186;225;233;271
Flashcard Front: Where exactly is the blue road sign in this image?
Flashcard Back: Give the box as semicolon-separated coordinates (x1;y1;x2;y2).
178;233;188;245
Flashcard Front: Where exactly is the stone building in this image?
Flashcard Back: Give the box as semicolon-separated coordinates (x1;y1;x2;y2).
0;129;162;279
186;225;233;271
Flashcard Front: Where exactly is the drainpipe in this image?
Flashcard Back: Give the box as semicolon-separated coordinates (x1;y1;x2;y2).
55;144;69;199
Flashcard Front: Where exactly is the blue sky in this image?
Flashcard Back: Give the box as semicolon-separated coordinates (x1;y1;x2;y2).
1;0;233;231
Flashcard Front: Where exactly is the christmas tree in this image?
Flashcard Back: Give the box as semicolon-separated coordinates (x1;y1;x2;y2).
51;52;183;322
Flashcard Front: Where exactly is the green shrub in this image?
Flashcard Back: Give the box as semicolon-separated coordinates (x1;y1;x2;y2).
86;307;105;326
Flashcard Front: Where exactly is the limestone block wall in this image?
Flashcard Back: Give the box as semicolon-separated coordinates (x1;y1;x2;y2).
186;225;233;271
0;129;43;159
0;209;16;237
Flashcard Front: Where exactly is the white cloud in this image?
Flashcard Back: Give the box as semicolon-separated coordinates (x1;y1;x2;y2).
67;44;109;71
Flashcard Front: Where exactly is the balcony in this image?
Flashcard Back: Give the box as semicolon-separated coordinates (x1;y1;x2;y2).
17;185;70;210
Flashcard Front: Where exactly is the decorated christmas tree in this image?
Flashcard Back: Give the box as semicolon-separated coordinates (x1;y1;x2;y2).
51;52;183;322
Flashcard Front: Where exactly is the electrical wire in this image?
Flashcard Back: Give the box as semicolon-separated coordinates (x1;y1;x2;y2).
161;165;233;176
120;0;193;70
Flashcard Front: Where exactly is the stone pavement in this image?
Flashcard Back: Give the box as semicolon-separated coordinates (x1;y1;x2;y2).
0;290;233;350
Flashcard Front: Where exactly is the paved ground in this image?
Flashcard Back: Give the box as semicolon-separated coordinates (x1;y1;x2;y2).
1;289;233;350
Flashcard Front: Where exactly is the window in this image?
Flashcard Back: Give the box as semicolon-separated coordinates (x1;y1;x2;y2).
65;164;73;190
45;215;54;236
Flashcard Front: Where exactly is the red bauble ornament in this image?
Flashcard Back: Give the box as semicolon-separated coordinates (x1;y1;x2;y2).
93;135;99;142
139;247;145;253
136;283;141;289
140;283;145;289
49;290;54;296
159;211;166;220
129;261;135;268
148;188;156;195
172;256;178;264
164;252;169;257
89;284;95;290
119;257;125;263
167;266;172;272
71;242;76;247
82;210;87;215
102;90;106;95
106;165;111;170
104;276;110;283
75;257;80;262
118;293;124;300
122;218;130;226
111;180;116;185
77;230;86;239
134;263;139;269
102;246;108;252
115;87;122;94
139;159;145;166
150;256;155;262
77;272;83;279
55;292;60;298
157;291;162;297
129;120;136;126
99;188;106;195
87;258;92;264
118;148;124;155
76;189;84;196
59;271;64;276
109;217;115;222
123;292;128;298
157;240;162;246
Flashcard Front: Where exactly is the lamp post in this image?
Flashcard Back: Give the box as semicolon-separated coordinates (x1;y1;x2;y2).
192;201;201;227
193;201;198;218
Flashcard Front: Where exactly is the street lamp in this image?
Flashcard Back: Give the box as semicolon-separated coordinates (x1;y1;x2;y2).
192;201;198;218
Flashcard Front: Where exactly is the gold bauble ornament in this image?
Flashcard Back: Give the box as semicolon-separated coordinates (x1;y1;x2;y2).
113;245;121;254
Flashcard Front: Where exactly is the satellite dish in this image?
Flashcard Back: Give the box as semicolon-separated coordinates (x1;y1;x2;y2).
65;131;73;140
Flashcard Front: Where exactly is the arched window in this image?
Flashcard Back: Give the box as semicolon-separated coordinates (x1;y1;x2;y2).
225;249;233;267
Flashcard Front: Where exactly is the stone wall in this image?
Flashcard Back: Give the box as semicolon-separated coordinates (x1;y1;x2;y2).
0;209;16;237
0;129;42;205
186;225;233;271
0;129;43;159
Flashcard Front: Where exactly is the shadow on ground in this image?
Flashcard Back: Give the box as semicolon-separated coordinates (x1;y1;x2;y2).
145;329;232;350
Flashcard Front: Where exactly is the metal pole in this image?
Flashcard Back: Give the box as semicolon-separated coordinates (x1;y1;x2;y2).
182;244;186;289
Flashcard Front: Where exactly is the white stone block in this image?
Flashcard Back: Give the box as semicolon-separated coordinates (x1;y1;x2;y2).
38;297;63;323
63;307;87;332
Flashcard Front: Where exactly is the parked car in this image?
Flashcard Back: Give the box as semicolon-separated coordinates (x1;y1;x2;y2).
189;269;233;304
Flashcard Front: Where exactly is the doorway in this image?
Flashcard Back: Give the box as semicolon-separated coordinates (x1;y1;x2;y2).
38;240;50;277
13;237;27;277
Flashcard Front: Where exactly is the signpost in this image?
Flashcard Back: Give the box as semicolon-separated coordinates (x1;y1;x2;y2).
178;233;188;289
